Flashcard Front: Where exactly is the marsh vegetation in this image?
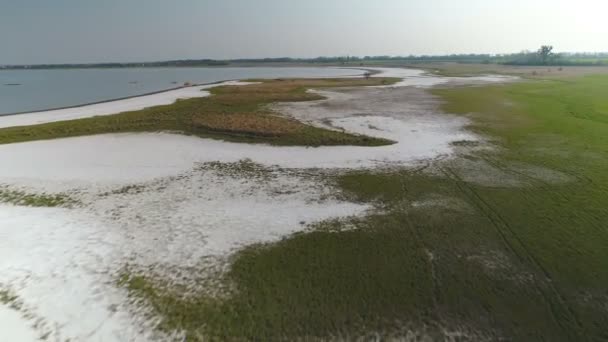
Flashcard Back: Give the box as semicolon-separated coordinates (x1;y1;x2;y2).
120;73;608;340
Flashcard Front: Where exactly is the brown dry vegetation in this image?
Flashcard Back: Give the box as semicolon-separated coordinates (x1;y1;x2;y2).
192;113;301;137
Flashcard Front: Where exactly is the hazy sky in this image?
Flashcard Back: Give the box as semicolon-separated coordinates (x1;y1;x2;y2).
1;0;607;64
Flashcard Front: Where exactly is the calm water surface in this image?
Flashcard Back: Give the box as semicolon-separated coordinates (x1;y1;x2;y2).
0;67;359;115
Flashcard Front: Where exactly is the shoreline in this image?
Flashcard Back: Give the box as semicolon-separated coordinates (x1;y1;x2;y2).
0;81;254;129
0;80;228;117
0;67;367;117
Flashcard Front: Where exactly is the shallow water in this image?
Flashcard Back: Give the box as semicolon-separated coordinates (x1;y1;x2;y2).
0;81;255;129
0;67;360;114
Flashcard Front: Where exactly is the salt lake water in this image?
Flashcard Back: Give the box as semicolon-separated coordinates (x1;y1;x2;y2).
0;67;360;115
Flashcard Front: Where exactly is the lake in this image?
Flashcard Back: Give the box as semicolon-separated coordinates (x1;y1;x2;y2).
0;67;360;115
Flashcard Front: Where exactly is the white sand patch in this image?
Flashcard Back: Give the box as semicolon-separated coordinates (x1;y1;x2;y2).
370;67;518;88
0;124;474;192
0;81;254;129
0;306;39;342
0;165;368;341
0;205;153;342
371;67;449;87
90;166;369;266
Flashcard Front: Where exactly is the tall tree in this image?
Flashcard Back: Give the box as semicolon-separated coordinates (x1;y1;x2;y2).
538;45;554;65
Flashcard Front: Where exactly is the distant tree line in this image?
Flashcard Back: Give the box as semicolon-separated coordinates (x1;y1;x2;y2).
1;59;229;70
502;48;608;66
231;54;500;64
2;48;607;70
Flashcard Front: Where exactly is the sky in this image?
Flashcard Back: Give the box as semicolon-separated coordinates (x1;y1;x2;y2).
0;0;607;64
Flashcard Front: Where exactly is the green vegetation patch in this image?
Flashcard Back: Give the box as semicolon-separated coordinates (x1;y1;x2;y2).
0;288;23;312
0;289;19;306
122;75;608;340
197;159;280;181
0;78;398;147
0;187;78;207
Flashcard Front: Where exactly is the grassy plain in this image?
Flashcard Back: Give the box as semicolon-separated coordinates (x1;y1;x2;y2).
120;73;608;340
0;78;396;147
122;76;608;341
407;62;608;78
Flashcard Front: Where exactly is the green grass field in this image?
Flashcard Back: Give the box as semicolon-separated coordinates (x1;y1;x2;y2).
0;78;397;147
117;75;608;340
